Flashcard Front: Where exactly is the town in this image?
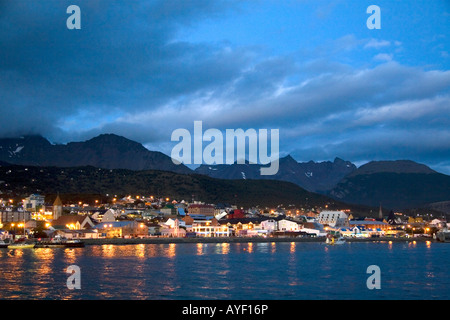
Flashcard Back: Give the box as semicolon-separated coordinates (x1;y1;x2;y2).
0;193;449;245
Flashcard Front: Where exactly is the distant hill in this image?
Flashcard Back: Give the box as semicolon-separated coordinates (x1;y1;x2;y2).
195;155;357;192
329;160;450;209
0;134;192;174
347;160;436;176
0;164;371;212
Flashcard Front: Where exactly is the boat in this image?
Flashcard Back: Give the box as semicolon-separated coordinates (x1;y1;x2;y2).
8;242;35;249
436;229;450;242
326;236;346;245
0;240;10;248
8;217;35;249
35;236;85;248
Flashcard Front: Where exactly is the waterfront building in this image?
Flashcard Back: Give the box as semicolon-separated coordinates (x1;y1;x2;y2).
260;219;277;233
160;219;186;237
93;220;148;238
51;215;95;230
182;214;230;237
220;217;270;236
348;219;390;236
192;224;231;237
301;222;327;237
278;219;301;232
164;218;185;228
54;228;100;239
318;211;349;227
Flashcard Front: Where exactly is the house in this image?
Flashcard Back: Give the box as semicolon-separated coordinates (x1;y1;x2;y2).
227;209;245;219
160;219;186;237
348;219;390;236
183;214;230;237
183;214;216;229
93;221;148;238
429;219;447;229
191;223;231;237
349;219;390;230
54;229;100;239
164;218;186;229
188;204;215;216
221;217;278;237
160;204;177;216
96;209;117;222
278;219;301;232
260;219;277;233
147;223;162;236
51;215;95;230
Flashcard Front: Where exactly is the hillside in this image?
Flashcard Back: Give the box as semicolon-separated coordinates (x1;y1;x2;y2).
0;163;370;212
0;134;192;174
329;161;450;209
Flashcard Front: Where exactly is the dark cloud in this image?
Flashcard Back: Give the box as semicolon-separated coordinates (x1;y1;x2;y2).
0;1;449;174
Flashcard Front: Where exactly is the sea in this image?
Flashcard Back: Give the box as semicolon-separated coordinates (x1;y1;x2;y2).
0;241;448;300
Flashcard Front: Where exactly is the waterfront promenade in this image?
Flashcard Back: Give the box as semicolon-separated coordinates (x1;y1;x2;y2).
81;236;435;246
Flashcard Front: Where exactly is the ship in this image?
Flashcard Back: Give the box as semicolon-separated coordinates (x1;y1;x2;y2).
7;242;35;249
435;228;450;243
35;235;85;248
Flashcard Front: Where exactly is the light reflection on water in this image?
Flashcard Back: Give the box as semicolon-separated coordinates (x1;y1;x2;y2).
0;242;448;300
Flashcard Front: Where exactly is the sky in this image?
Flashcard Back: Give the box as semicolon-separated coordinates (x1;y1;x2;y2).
1;0;449;173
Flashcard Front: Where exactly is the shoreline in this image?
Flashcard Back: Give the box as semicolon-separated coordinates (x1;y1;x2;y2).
80;236;437;246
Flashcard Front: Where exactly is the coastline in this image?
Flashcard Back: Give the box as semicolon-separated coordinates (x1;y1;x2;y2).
81;236;436;246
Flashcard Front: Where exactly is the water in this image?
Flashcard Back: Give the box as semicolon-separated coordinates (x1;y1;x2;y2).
0;241;448;300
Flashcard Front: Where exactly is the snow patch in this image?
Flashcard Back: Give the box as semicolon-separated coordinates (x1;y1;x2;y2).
14;146;24;153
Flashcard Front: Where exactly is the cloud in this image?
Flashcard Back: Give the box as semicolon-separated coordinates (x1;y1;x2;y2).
364;39;391;49
373;53;393;62
0;1;449;174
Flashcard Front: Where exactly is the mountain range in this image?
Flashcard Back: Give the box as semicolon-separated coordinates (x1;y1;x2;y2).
0;134;191;174
0;134;449;211
194;155;357;193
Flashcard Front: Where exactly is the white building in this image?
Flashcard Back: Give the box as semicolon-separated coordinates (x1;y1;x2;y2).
164;218;185;229
23;194;45;211
301;227;327;237
192;224;231;237
318;211;349;227
260;219;277;232
277;219;301;232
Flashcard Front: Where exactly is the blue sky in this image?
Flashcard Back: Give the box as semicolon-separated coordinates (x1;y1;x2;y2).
0;0;449;173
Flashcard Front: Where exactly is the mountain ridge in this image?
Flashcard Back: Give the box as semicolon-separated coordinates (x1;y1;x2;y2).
0;134;448;211
0;134;192;174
